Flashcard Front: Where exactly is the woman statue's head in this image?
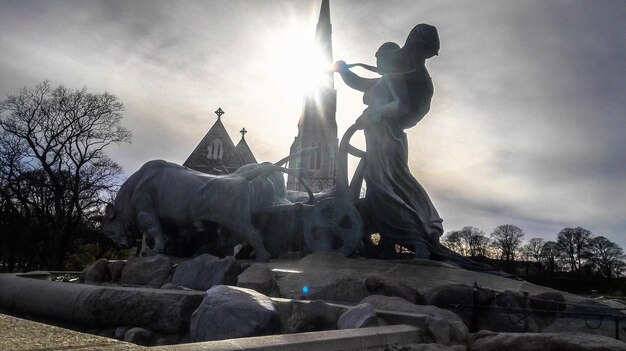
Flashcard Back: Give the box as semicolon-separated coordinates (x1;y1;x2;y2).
375;42;401;73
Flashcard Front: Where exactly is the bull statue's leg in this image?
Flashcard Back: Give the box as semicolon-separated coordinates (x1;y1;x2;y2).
224;222;271;262
136;211;165;255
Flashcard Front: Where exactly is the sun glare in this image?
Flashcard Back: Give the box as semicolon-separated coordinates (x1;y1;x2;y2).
269;26;332;100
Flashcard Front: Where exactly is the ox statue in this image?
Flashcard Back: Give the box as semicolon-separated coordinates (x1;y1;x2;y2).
93;159;309;261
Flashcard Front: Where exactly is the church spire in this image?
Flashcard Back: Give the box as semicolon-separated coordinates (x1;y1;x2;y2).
316;0;333;90
288;0;338;193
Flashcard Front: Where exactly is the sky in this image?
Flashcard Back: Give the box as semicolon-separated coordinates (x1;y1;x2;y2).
1;0;625;249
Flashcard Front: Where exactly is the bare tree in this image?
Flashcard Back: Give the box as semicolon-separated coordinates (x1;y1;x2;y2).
490;224;525;264
0;81;131;269
586;236;625;281
442;226;490;257
540;240;560;277
523;238;545;264
556;227;592;280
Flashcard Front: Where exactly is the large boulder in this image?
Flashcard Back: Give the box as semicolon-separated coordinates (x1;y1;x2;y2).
121;255;173;288
79;286;204;333
365;274;419;303
284;299;340;333
474;290;538;333
422;284;474;308
361;295;467;346
123;327;153;346
107;260;125;283
171;254;244;291
277;269;368;303
237;264;278;296
470;331;626;351
337;303;378;329
83;258;110;285
190;285;280;341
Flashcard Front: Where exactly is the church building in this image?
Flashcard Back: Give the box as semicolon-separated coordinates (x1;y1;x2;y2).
183;108;257;174
286;0;338;193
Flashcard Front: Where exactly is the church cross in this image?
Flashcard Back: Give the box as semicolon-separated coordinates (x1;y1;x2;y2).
214;107;225;120
240;128;247;139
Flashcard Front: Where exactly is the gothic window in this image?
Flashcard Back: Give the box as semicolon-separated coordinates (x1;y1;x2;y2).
310;142;322;169
207;139;223;160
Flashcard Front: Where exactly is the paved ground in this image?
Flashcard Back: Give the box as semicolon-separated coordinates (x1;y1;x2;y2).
0;313;144;351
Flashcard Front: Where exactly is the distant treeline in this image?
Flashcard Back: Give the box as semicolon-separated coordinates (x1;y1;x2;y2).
440;225;626;285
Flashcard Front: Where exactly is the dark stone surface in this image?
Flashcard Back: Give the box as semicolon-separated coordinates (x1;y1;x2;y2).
189;285;280;341
236;264;277;296
277;269;368;303
422;284;474;308
284;299;340;333
470;330;626;351
121;255;173;288
529;291;565;311
361;295;467;345
123;327;153;346
384;281;419;304
474;287;496;306
107;260;126;283
337;303;378;329
79;286;205;333
172;255;243;291
83;258;110;285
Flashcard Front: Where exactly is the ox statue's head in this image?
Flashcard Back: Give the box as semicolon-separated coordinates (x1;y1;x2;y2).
92;204;135;248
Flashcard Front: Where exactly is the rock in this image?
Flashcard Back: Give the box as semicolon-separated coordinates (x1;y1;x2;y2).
529;292;565;311
470;331;626;351
107;260;125;283
121;255;173;288
388;344;457;351
365;275;385;292
80;286;205;333
97;327;116;338
277;269;368;303
83;258;110;285
285;299;340;333
361;295;467;345
115;326;131;340
190;285;280;341
474;287;496;306
474;291;538;333
422;284;474;308
494;290;524;309
237;264;278;296
337;303;378;329
153;334;179;346
160;283;186;290
384;281;419;304
172;255;244;291
124;327;153;346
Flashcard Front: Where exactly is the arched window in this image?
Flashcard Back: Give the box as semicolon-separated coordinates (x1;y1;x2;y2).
207;139;223;160
310;142;322;169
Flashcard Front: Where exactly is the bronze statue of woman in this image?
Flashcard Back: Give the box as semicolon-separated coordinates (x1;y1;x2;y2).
334;24;443;259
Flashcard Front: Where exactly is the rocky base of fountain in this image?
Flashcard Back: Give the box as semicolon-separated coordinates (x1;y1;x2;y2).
1;252;625;350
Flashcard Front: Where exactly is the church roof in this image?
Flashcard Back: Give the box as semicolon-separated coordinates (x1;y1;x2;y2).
183;109;256;174
235;136;257;165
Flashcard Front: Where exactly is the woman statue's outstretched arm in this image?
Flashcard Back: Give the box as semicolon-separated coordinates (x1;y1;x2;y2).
334;60;378;93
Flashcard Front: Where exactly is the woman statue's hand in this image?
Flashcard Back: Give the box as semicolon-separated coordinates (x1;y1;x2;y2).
333;60;348;73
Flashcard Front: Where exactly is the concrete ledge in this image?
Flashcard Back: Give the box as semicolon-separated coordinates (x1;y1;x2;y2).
150;324;421;351
0;274;205;333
